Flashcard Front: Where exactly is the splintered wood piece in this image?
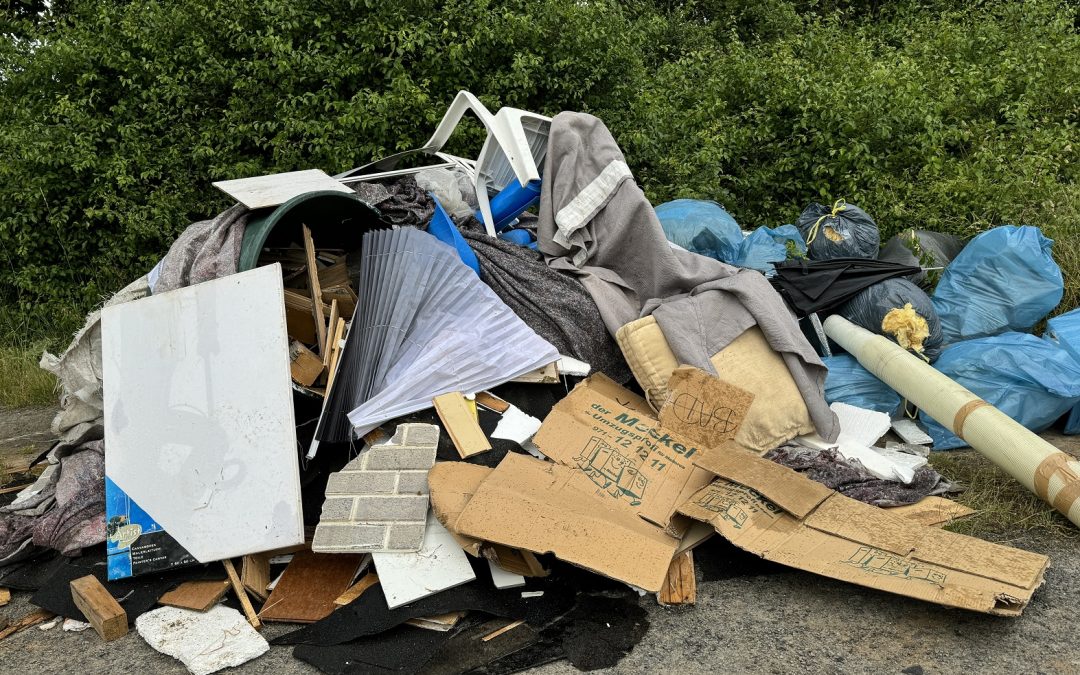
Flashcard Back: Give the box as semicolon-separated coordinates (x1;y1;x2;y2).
70;575;127;641
658;550;696;606
223;558;262;630
259;550;365;623
475;391;510;413
0;608;54;641
289;340;325;387
0;587;9;607
303;224;327;356
317;259;350;289
433;392;492;458
333;572;379;607
242;554;272;602
323;299;339;368
158;580;231;612
324;318;347;398
482;619;526;642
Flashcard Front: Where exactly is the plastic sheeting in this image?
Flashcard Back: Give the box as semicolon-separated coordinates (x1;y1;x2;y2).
920;333;1080;449
734;224;805;274
823;354;902;415
1043;308;1080;434
932;225;1063;342
656;199;741;262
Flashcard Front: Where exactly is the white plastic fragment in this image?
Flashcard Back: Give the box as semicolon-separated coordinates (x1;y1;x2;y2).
37;618;60;631
487;559;526;589
136;605;269;675
62;618;91;632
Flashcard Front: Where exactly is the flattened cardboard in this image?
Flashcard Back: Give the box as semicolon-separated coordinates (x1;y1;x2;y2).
659;367;754;451
677;447;1049;615
448;455;679;592
887;497;975;527
429;462;491;555
532;375;717;530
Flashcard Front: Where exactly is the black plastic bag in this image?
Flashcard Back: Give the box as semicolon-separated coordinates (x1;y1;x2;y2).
878;228;966;289
838;277;944;362
796;199;879;260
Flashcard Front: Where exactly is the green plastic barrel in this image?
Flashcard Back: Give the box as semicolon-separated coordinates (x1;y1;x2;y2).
238;190;386;271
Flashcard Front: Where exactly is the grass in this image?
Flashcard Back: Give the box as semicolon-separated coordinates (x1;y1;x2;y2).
0;344;58;408
930;450;1080;542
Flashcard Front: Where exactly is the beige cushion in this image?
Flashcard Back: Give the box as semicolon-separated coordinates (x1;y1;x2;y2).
615;316;815;453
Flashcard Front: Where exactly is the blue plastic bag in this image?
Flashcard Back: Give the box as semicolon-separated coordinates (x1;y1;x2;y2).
931;226;1063;342
732;225;806;274
920;333;1080;449
656;199;742;262
1043;308;1080;434
823;354;902;415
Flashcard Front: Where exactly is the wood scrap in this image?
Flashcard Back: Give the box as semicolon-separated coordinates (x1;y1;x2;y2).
303;223;328;356
475;391;510;413
70;575;128;641
333;572;379;607
484;545;548;578
324;318;347;398
259;550;365;623
223;558;262;631
405;611;466;632
658;550;696;606
0;483;32;495
0;587;10;607
158;580;231;612
241;553;272;602
317;259;350;289
321;285;357;317
510;362;559;383
481;619;526;642
0;608;54;641
283;288;318;344
323;299;339;368
289;340;324;387
433;392;492;458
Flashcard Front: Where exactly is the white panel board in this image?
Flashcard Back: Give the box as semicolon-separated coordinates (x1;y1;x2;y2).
102;264;304;563
372;512;476;609
212;169;352;209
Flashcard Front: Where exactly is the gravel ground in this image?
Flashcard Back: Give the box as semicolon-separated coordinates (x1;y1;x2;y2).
1;406;1078;675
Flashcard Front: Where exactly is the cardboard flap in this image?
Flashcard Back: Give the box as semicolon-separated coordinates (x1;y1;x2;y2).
692;444;833;519
428;462;493;556
803;494;923;556
914;529;1050;590
581;373;653;414
659;367;754;450
453;454;678;592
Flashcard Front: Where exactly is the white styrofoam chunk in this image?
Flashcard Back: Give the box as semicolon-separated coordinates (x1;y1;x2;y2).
102;265;304;563
136;606;269;675
491;405;543;446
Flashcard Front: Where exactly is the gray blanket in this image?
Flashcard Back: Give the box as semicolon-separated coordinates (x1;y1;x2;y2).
536;113;838;442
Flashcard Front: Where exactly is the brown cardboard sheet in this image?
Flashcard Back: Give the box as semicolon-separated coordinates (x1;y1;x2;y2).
437;455;679;592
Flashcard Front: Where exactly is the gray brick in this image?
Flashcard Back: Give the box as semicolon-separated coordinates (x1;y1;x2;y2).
385;522;427;551
401;423;440;447
312;523;387;552
396;471;429;495
341;453;366;472
325;471;397;495
366;446;437;470
319;497;356;521
352;495;429;521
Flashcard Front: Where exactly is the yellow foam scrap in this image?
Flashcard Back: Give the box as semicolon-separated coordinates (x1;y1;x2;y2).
882;303;930;355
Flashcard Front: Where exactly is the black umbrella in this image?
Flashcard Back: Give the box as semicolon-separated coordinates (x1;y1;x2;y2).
769;258;923;317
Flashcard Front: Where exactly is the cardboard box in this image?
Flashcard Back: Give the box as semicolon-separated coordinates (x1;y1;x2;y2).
679;444;1049;615
432;455;679;592
533;374;749;530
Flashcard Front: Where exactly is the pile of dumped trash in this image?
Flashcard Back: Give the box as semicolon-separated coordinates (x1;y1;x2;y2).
2;92;1079;674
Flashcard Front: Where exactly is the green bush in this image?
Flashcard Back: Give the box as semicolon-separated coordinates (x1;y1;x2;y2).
1;0;1078;344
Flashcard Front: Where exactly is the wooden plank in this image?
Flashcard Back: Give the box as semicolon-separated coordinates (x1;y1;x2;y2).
260;550;365;623
333;572;379;607
0;483;32;495
70;575;128;641
158;580;230;612
510;362;559;383
405;611;466;632
242;554;272;602
475;391;510;413
322;299;339;368
324;318;347;398
0;587;9;607
486;545;548;577
289;340;325;387
0;608;54;642
433;392;492;459
303;224;328;356
223;558;262;631
658;550;696;606
212;169;352;209
317;259;350;289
